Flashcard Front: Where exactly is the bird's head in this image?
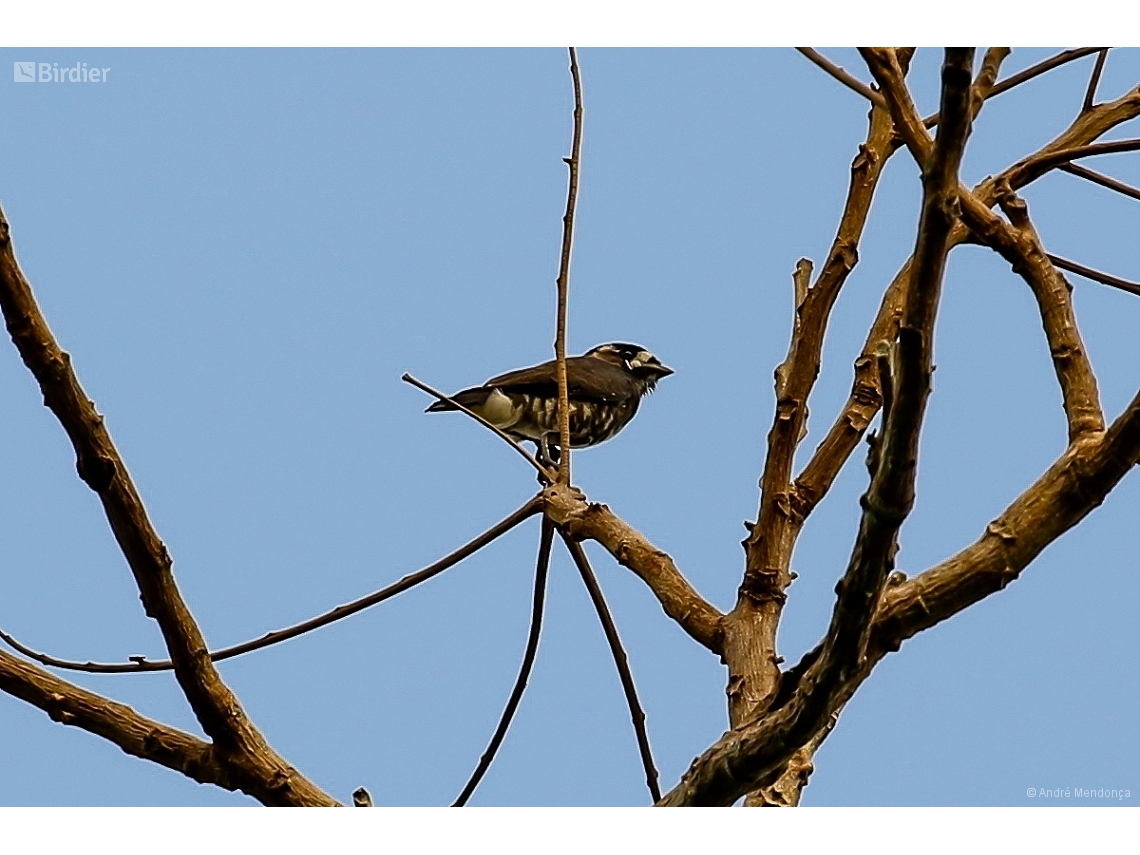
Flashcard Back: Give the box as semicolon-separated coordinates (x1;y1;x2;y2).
586;342;674;391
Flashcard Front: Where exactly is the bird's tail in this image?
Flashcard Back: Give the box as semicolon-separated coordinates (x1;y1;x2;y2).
425;387;492;413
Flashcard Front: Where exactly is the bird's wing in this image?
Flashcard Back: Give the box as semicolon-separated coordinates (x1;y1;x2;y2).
487;356;630;403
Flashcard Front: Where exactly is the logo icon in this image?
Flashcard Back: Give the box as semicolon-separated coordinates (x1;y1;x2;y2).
13;62;36;83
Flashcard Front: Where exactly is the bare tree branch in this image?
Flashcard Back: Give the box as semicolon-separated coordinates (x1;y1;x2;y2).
1001;135;1140;191
403;373;557;483
987;47;1106;100
0;496;544;673
1048;253;1140;298
658;49;978;808
554;47;584;485
453;517;554;807
0;205;335;806
0;649;237;793
800;78;1140;510
923;47;1103;128
870;48;1110;442
873;384;1140;659
956;182;1105;439
1083;49;1110;113
730;96;899;734
561;534;661;803
795;48;887;108
970;47;1011;119
543;484;724;653
1057;161;1140;202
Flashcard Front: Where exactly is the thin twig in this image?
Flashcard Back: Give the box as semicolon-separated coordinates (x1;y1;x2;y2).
553;48;584;485
1058;162;1140;202
560;533;661;803
0;496;544;673
403;373;557;483
452;517;554;807
796;47;887;108
1005;137;1140;183
1048;253;1140;297
1083;49;1109;113
989;47;1105;99
924;47;1105;128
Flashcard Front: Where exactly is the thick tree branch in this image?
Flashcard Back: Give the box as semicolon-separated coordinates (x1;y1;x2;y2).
561;534;661;803
871;49;1110;442
0;496;544;673
0;649;236;792
0;205;334;806
969;47;1011;119
726;98;899;735
873;385;1140;659
799;76;1140;511
744;100;896;596
659;50;978;807
956;182;1105;439
861;48;935;164
542;485;724;653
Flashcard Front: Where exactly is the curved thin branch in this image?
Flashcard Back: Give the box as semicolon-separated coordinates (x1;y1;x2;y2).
554;47;584;485
403;373;557;483
453;517;554;807
957;182;1105;439
543;484;724;653
0;496;544;673
561;533;661;803
796;48;886;107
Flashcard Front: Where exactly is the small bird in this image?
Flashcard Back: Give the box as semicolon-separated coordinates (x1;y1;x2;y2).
426;342;673;466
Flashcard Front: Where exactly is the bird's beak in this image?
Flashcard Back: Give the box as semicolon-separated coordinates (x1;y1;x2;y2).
651;363;674;377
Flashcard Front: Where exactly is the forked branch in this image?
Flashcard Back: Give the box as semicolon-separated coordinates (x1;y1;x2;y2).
0;204;335;806
0;649;236;792
453;517;554;806
543;484;724;653
660;50;978;808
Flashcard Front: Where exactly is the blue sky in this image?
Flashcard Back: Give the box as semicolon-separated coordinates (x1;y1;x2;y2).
0;48;1137;806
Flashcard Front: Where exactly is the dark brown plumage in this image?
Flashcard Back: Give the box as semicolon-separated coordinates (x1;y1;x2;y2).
426;342;673;464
